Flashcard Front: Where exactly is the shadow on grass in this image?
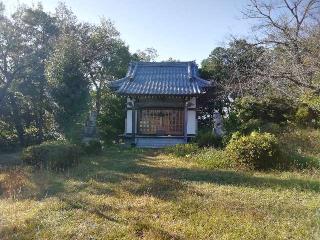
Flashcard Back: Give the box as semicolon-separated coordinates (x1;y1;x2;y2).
1;149;319;202
132;220;183;240
83;149;320;193
129;177;188;200
52;148;319;203
59;194;121;223
0;149;319;239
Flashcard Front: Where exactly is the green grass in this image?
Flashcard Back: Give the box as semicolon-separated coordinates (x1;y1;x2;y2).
0;148;320;240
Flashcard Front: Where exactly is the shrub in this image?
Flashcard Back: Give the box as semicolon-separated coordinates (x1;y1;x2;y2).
278;128;320;170
223;96;295;145
97;92;126;144
0;132;19;152
165;143;199;157
83;140;102;155
195;130;222;148
21;141;81;171
192;148;234;169
235;96;295;124
24;126;39;146
0;121;19;152
259;122;281;134
226;132;280;170
294;105;319;127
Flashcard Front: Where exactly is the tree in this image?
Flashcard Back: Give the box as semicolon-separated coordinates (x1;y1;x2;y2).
46;36;89;142
14;4;59;143
201;39;266;98
0;7;27;104
80;19;131;115
134;48;158;62
199;39;266;127
97;90;126;144
243;0;320;96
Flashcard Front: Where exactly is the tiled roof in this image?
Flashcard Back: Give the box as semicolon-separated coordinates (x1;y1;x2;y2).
109;61;212;96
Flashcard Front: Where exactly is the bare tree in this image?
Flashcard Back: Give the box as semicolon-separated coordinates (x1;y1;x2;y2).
243;0;320;96
135;48;158;62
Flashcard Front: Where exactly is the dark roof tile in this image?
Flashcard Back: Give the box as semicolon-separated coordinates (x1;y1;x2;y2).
110;61;212;96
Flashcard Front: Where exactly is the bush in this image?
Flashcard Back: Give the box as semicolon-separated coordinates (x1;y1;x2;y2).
97;92;126;144
0;132;19;152
223;96;295;145
0;121;19;152
21;141;80;171
165;143;199;157
235;96;295;124
24;126;39;146
278;128;320;170
294;105;319;127
83;140;102;155
192;148;234;169
195;130;222;148
259;122;281;134
226;132;280;170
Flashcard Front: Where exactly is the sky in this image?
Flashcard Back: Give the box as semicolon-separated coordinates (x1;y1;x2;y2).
5;0;256;64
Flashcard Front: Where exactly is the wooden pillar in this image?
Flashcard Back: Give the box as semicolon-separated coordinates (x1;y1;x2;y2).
184;100;188;143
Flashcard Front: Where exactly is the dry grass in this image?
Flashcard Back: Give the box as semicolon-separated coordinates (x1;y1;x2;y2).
0;148;319;240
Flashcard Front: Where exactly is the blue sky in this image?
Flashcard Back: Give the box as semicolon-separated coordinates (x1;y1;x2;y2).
6;0;255;64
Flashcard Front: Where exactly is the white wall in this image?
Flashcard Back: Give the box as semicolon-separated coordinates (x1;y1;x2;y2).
126;110;132;134
187;110;196;134
187;97;197;135
126;97;134;134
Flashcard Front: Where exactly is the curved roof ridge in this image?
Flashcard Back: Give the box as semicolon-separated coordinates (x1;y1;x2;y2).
131;61;196;66
109;61;213;96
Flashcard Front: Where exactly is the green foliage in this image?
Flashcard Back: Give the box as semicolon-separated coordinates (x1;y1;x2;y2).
295;106;310;124
198;39;265;126
194;130;222;148
302;93;320;112
46;36;89;142
201;39;265;90
82;140;102;155
24;127;39;147
278;128;320;170
165;143;199;157
97;91;125;144
223;96;295;144
21;141;80;170
294;104;320;127
283;152;320;170
235;96;295;125
192;148;234;169
226;132;280;170
0;121;19;152
0;3;135;148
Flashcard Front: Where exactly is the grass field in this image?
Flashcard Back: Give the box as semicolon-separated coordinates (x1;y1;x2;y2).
0;148;320;240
